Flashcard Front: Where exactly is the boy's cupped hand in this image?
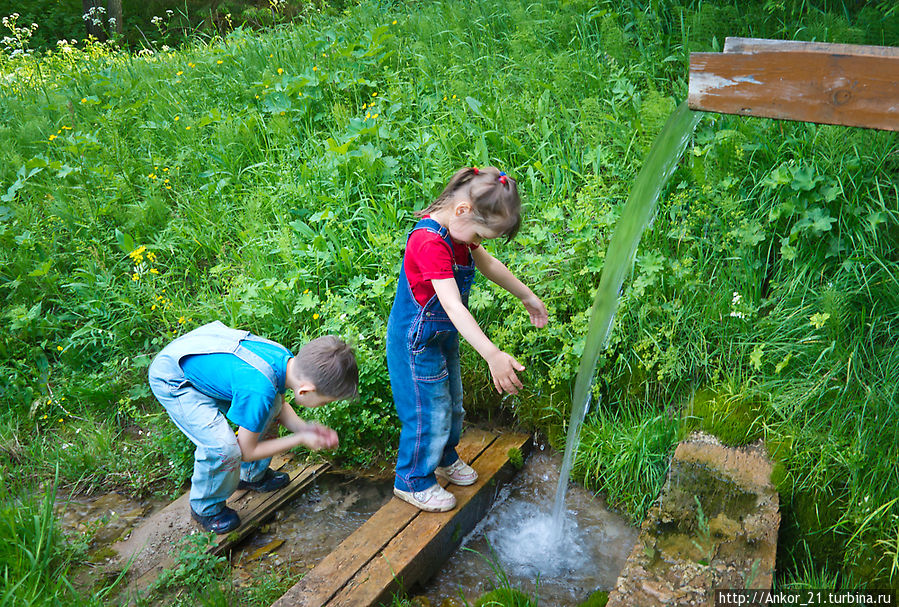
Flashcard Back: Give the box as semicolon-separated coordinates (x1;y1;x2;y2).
487;350;525;395
298;422;339;450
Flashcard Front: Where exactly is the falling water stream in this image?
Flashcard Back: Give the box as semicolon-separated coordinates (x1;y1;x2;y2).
549;102;702;532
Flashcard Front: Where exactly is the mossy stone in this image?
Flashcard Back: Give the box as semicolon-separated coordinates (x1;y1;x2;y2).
578;589;609;607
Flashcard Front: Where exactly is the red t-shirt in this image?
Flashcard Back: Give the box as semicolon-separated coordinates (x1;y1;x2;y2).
404;222;479;306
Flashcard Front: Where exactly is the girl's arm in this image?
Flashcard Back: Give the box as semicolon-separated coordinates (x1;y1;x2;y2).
432;277;525;394
472;246;548;328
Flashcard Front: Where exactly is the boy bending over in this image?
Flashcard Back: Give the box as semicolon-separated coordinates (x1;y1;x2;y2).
148;321;357;533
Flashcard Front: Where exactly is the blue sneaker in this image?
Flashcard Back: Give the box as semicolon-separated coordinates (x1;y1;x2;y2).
190;506;240;534
237;468;290;492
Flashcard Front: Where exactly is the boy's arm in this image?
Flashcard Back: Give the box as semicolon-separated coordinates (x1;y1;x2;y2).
236;397;338;462
472;246;548;328
432;278;524;395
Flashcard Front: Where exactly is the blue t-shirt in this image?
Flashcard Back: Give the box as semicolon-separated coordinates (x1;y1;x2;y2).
180;339;293;433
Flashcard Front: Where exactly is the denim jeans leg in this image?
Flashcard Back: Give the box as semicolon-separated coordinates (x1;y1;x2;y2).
440;336;464;468
150;379;242;516
388;330;456;492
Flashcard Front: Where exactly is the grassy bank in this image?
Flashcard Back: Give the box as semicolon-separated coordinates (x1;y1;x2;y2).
1;0;897;603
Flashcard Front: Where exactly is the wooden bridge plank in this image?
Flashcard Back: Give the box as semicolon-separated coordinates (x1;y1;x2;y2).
271;428;498;607
324;432;532;607
212;460;329;556
689;39;899;131
124;455;326;594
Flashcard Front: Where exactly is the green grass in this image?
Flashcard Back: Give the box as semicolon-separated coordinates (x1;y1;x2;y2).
1;0;898;602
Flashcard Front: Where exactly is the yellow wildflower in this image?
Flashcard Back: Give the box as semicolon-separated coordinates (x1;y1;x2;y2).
80;98;87;103
177;70;183;75
392;20;397;25
217;60;223;64
313;313;320;320
48;134;57;141
151;304;157;310
174;116;180;121
373;113;379;119
372;92;378;97
312;66;318;71
277;67;283;74
148;173;157;179
150;268;159;274
57;346;63;351
132;273;140;281
185;126;191;130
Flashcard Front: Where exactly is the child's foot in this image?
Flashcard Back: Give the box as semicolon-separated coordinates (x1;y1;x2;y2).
191;505;240;534
238;468;290;492
393;484;457;512
435;459;478;486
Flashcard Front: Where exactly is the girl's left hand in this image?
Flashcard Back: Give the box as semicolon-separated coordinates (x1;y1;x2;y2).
522;294;548;328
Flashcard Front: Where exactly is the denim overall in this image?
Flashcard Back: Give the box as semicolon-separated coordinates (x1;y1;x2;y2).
148;321;285;516
386;218;476;493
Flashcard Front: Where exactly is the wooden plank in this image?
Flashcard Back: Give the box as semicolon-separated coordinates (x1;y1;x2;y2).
723;36;899;58
271;428;497;607
125;456;326;593
325;432;532;607
688;40;899;131
211;460;329;555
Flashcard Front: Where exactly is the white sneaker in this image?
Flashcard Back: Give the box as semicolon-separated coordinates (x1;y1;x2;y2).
435;459;478;486
393;484;457;512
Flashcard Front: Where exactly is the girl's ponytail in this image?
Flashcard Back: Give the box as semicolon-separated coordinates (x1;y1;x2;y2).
417;166;521;240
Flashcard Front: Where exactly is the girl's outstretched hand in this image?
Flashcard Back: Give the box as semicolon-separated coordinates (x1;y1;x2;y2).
486;350;525;395
522;294;548;328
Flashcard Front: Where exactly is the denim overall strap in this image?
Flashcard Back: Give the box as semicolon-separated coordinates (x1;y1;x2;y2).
149;321;280;391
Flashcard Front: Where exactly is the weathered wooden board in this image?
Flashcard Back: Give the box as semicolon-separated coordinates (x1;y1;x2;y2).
272;429;531;607
723;36;899;57
117;454;328;596
689;37;899;131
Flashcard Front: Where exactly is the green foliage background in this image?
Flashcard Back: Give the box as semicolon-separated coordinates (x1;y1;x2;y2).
0;0;897;603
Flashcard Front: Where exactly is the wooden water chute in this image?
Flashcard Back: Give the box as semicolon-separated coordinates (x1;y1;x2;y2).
689;37;899;131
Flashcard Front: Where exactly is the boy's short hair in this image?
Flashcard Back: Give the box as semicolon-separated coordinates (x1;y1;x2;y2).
293;335;358;400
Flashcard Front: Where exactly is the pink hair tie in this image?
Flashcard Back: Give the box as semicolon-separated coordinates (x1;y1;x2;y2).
498;171;508;186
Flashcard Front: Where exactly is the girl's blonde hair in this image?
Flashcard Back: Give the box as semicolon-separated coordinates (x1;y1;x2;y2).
416;166;521;240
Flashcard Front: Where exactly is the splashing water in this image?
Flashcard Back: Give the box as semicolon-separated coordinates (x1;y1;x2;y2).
548;102;702;532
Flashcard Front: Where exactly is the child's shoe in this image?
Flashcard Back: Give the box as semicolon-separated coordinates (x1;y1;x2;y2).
393;484;457;512
237;468;290;492
435;459;478;486
191;505;240;534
